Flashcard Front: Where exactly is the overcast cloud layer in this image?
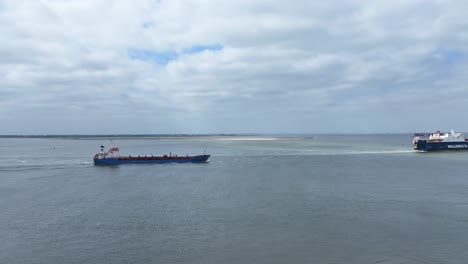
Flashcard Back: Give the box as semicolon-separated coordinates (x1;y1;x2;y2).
1;0;468;134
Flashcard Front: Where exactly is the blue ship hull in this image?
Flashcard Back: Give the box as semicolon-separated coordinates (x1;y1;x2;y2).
94;155;210;165
413;140;468;151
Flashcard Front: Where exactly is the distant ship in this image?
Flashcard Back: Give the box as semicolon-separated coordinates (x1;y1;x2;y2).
413;132;431;137
413;130;468;151
93;146;210;165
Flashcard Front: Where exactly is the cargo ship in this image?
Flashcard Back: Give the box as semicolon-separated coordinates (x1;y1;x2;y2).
93;146;210;165
413;130;468;151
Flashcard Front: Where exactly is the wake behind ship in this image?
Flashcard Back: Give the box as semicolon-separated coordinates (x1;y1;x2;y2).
93;146;210;165
413;130;468;151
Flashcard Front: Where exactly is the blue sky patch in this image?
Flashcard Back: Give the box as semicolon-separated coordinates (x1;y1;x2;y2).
128;49;178;65
433;48;464;64
142;22;155;29
128;44;223;65
427;48;465;79
183;44;223;54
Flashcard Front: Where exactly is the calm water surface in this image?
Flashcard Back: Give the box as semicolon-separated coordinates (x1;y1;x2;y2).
1;135;468;264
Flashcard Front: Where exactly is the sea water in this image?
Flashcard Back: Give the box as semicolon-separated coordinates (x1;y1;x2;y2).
1;135;468;264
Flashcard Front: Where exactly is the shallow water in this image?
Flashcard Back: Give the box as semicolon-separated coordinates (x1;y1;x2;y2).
1;135;468;263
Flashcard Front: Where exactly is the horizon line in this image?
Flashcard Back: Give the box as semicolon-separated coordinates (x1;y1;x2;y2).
0;132;422;138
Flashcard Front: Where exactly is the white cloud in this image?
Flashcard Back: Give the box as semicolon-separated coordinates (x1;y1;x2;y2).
1;0;468;134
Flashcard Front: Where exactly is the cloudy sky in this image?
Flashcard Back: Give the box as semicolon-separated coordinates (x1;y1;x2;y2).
1;0;468;134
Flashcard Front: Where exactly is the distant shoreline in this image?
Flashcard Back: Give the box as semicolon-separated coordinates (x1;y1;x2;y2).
0;134;241;139
0;133;414;139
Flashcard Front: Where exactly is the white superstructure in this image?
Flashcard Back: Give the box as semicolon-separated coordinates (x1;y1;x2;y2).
94;146;120;159
428;129;465;142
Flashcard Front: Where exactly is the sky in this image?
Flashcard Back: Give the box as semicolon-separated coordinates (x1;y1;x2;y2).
1;0;468;134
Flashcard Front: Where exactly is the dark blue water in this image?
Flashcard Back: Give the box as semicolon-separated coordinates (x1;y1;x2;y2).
2;135;468;263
